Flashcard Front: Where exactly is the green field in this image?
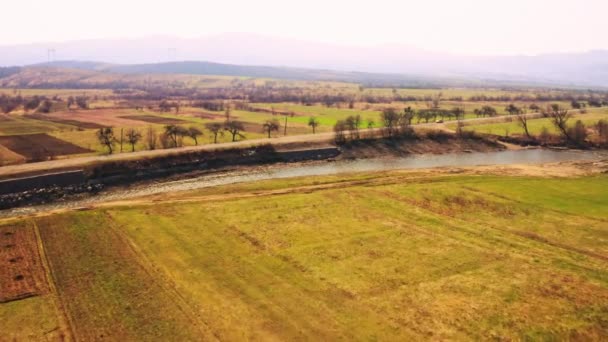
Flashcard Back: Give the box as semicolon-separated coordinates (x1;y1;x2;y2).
452;108;608;136
2;169;608;340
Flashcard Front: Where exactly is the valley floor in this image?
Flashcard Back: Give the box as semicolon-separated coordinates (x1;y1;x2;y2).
1;163;608;340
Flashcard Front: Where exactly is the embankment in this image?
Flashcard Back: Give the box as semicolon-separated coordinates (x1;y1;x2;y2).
0;134;503;210
0;144;339;209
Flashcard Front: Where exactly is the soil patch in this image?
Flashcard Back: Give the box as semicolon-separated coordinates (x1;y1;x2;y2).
24;114;105;129
0;223;49;303
195;112;228;120
119;115;186;124
0;134;92;161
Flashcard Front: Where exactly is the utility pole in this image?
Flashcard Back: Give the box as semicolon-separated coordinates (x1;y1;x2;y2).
120;128;124;153
283;115;288;136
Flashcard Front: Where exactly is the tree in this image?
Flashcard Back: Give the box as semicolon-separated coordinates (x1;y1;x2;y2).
224;105;231;122
567;120;587;145
452;107;465;121
224;120;246;142
282;112;294;136
345;115;362;140
187;127;203;145
37;99;53;113
164;124;188;147
596;120;608;145
505;104;521;116
515;112;532;138
23;96;41;112
66;96;75;109
380;108;400;137
96;127;116;154
432;92;443;109
146;126;157;150
75;96;89;109
333;120;347;144
529;103;541;112
125;128;142;152
262;119;280;138
159;100;172;113
402;107;415;125
308;117;320;134
546;104;572;141
205;122;224;143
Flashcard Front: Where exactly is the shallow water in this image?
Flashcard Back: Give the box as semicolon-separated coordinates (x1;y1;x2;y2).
2;149;605;218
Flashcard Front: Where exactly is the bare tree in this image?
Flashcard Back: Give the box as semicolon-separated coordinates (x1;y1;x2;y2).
345;115;361;140
262;119;280;138
205;122;224;143
515;111;531;138
380;108;400;137
282;112;294;136
403;107;415;125
164;124;188;147
224;120;246;142
96;127;117;154
546;104;572;141
596;120;608;145
308;117;320;134
187;127;203;145
125;128;142;152
505;104;521;116
146;126;157;150
333;120;347;144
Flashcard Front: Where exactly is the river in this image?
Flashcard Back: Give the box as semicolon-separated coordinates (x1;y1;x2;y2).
2;149;605;218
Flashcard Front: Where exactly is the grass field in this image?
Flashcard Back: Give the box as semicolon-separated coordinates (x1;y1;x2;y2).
452;108;608;136
2;169;607;340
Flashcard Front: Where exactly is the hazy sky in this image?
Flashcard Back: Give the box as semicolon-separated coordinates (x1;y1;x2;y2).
3;0;606;55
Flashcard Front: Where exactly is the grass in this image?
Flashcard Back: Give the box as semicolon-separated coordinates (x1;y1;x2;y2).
0;295;65;340
453;108;608;136
2;170;608;339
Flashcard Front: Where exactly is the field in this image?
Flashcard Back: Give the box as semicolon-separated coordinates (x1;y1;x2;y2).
0;134;92;161
0;222;49;303
2;167;608;340
453;108;608;136
0;81;606;165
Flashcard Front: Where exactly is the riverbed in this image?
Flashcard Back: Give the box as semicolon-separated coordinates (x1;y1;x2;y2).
2;149;606;218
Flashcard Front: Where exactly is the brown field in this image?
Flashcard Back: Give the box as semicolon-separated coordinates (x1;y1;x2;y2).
0;222;49;303
0;134;92;160
48;109;147;127
0;144;26;165
24;114;106;129
119;114;187;124
195;111;228;120
36;213;207;340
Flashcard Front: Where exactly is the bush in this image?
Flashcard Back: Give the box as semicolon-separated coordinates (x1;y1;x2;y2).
567;120;588;145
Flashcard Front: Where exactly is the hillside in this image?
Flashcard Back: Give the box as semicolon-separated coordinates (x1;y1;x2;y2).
0;60;603;89
1;34;607;87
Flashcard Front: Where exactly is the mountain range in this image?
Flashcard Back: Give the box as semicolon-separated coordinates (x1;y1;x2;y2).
0;33;607;88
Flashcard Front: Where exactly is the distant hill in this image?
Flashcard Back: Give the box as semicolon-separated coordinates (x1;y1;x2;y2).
0;34;607;88
1;60;584;90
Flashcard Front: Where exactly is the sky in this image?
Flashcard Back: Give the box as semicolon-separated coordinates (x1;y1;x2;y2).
3;0;607;55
